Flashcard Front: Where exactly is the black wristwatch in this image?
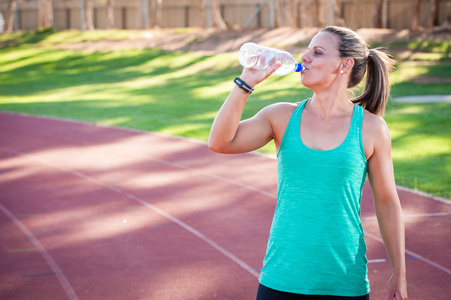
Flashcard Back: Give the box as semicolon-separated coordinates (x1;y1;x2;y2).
234;77;254;94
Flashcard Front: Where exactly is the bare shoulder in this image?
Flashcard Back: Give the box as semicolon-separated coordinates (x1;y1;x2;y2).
362;109;391;159
363;110;391;139
262;101;298;126
259;101;298;117
258;101;299;146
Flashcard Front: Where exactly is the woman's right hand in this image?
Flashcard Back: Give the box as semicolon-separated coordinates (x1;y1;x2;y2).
208;61;282;154
240;62;282;88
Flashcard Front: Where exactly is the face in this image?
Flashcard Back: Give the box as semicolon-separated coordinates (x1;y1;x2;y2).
300;31;344;89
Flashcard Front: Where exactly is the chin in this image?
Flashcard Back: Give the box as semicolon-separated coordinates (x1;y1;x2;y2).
300;78;311;89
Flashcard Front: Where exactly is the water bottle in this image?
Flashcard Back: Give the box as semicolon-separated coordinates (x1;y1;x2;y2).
238;42;304;76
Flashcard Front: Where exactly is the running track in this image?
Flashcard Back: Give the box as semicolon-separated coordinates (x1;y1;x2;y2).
1;112;450;300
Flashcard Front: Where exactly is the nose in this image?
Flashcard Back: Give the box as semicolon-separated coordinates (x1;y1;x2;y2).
301;51;310;63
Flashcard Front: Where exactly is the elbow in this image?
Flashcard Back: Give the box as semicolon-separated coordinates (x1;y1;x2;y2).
208;139;226;153
208;139;219;152
208;136;231;154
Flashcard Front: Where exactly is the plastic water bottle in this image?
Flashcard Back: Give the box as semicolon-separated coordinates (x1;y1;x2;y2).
238;42;304;76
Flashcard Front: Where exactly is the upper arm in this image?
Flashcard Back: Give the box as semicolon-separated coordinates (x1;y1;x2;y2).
365;115;399;206
228;105;276;153
212;102;295;154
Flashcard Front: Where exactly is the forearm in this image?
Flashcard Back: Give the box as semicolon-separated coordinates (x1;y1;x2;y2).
208;85;249;152
375;199;406;276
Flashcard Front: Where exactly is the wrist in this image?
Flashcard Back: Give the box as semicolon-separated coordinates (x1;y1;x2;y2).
392;268;406;277
234;77;254;94
239;73;258;87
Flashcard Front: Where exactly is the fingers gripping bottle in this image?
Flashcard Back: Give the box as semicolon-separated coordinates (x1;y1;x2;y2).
238;42;304;75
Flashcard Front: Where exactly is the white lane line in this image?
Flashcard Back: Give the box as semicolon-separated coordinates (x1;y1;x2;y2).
2;111;449;205
150;157;276;199
362;211;451;221
365;232;451;275
3;139;450;279
368;257;417;264
0;147;260;279
368;258;389;263
0;203;79;300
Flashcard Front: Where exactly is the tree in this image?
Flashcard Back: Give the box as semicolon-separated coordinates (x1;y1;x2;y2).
150;0;163;28
373;0;382;28
351;0;362;28
313;0;322;27
80;0;94;31
413;0;422;30
137;0;150;29
427;0;437;28
106;0;115;29
299;0;313;28
199;0;206;28
328;0;345;26
288;0;298;28
211;0;227;30
38;0;53;29
413;0;440;30
6;0;17;32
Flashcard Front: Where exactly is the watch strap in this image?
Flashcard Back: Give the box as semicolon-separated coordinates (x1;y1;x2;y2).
234;77;254;94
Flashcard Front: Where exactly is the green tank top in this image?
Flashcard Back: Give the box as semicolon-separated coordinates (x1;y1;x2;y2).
259;99;370;296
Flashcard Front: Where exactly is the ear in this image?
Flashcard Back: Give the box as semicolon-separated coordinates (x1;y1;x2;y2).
341;57;354;73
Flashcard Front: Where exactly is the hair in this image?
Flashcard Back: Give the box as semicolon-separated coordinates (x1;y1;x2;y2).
320;26;396;116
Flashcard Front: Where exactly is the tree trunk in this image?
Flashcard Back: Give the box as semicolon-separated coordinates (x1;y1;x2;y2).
288;0;298;28
6;0;16;32
382;0;388;28
373;0;382;28
313;0;322;27
274;0;282;28
39;0;54;28
211;0;227;30
80;0;94;31
330;0;344;26
445;1;451;26
351;0;360;28
412;0;422;30
199;0;206;28
138;0;149;29
106;0;114;29
85;0;95;30
154;0;163;28
427;0;436;28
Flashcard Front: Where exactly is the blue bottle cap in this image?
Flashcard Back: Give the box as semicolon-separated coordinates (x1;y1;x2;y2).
293;62;304;72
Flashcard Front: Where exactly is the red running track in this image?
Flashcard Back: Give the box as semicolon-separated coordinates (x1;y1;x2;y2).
0;112;450;300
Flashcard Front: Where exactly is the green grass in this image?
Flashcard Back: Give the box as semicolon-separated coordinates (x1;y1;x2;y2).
0;30;450;199
385;102;450;198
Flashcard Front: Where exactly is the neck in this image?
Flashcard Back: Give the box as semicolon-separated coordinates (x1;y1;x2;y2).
308;89;352;119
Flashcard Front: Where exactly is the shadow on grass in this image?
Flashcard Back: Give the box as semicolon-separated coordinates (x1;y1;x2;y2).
0;45;311;138
0;47;211;95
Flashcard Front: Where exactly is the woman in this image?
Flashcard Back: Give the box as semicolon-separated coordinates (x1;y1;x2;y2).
208;26;407;300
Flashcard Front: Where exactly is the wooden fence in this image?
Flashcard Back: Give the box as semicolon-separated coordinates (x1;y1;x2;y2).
0;0;450;31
